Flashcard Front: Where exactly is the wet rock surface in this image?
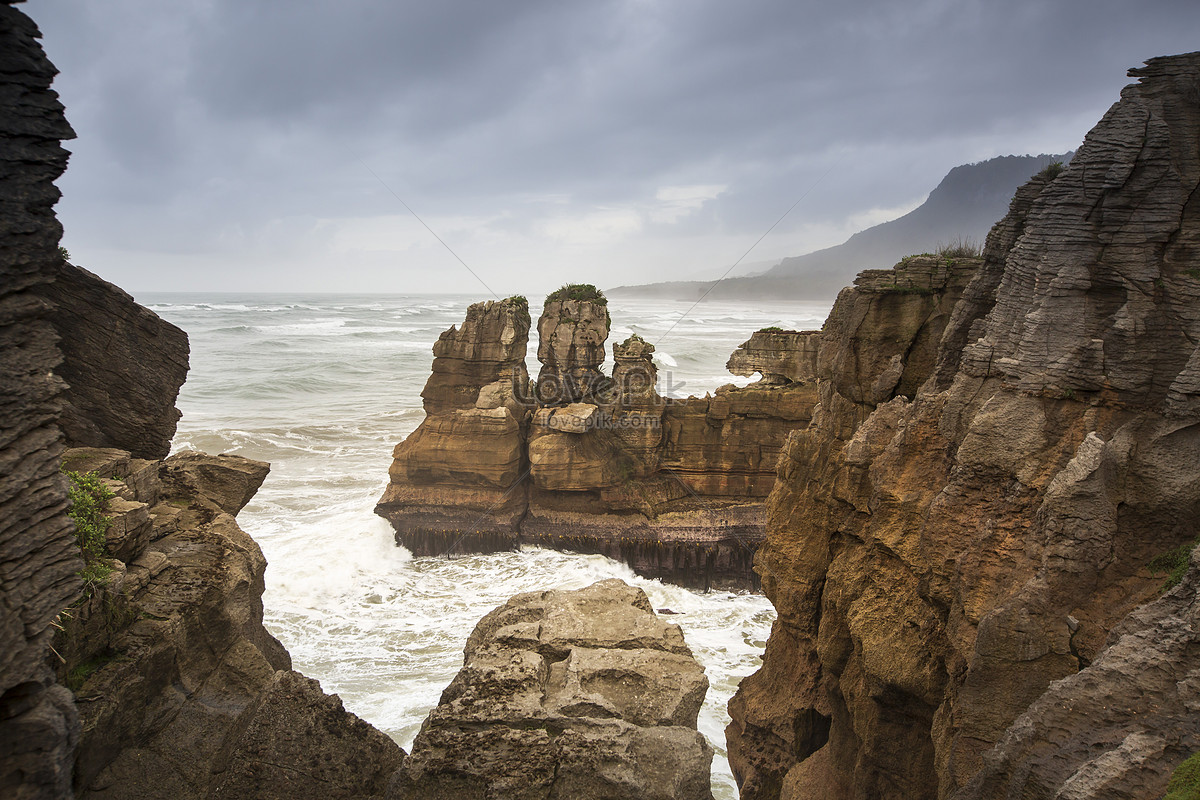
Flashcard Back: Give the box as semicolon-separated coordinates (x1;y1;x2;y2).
727;52;1200;800
392;579;713;800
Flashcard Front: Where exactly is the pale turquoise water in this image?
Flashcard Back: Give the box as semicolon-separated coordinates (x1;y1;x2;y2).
144;292;831;799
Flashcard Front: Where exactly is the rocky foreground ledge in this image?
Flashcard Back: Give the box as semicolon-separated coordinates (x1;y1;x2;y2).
393;579;714;799
55;447;405;799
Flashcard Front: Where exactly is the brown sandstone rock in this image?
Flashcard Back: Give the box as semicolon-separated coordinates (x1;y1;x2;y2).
420;297;530;415
392;580;713;800
728;51;1200;800
726;330;821;384
210;670;405;800
159;449;270;516
378;294;821;589
536;293;610;405
58;457;408;800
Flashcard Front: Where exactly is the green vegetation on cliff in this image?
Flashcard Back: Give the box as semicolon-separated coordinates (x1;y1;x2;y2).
64;469;113;590
1149;537;1198;591
1165;751;1200;800
545;283;607;306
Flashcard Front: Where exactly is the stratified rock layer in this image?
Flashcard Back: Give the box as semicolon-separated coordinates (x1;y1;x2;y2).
727;52;1200;800
376;297;532;555
536;294;609;405
35;262;188;460
393;579;713;800
726;330;820;384
0;5;80;797
0;8;415;798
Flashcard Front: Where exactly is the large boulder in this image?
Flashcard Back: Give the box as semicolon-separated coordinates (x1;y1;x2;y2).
159;449;270;516
393;579;714;800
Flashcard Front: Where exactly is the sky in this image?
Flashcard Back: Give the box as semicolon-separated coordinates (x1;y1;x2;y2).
25;0;1200;297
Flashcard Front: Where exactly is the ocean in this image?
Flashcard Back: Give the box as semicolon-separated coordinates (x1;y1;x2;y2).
144;292;832;799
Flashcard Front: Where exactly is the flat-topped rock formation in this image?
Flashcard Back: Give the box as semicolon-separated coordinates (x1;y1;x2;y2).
377;297;532;553
393;579;714;800
377;287;845;589
727;52;1200;800
726;329;819;384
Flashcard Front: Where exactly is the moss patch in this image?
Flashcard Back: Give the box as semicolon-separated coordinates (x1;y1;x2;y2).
65;650;120;693
1165;751;1200;800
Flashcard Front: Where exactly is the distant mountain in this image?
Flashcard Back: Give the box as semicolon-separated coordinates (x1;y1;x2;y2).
608;152;1073;301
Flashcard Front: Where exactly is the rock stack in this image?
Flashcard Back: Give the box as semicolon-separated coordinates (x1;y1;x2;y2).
535;285;610;405
377;287;832;589
376;297;532;555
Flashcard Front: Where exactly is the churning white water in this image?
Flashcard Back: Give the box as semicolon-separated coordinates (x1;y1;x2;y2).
146;292;830;799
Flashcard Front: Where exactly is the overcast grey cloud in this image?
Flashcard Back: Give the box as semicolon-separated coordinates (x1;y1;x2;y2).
26;0;1200;295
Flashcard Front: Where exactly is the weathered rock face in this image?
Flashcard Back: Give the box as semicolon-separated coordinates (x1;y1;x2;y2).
0;5;81;797
726;330;820;384
56;448;407;799
35;262;189;460
956;551;1200;800
376;297;532;555
378;299;823;589
727;52;1200;800
393;579;714;800
536;293;610;405
421;297;530;415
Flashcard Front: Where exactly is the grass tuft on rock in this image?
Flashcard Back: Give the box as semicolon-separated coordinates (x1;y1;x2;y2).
1148;537;1197;592
64;469;114;591
1038;160;1066;181
937;237;982;258
1165;751;1200;800
545;283;607;306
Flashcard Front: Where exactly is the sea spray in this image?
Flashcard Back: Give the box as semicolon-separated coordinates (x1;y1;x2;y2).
153;292;829;799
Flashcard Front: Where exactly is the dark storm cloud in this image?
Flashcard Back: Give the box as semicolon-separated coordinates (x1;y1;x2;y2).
25;0;1200;292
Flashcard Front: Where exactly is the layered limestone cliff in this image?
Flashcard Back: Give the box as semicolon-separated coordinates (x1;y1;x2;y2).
394;579;714;800
0;5;80;795
377;292;824;589
727;52;1200;800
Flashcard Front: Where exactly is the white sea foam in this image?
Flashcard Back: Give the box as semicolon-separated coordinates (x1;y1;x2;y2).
149;292;831;799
